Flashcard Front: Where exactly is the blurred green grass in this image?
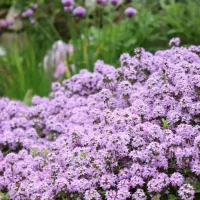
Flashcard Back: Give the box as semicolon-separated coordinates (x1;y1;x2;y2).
0;37;52;100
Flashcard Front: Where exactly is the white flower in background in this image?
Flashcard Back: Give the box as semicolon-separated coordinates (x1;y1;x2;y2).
85;0;96;9
0;46;6;56
43;40;73;79
70;64;76;73
6;6;23;31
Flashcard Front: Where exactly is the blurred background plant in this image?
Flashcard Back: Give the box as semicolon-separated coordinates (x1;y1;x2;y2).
0;0;200;101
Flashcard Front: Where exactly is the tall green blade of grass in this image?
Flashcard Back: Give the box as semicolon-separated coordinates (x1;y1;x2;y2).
0;38;51;100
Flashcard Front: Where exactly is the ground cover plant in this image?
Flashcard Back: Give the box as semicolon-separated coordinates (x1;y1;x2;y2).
0;39;200;199
1;0;200;100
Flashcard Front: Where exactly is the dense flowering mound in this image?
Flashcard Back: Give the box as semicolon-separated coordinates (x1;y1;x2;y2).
1;40;200;200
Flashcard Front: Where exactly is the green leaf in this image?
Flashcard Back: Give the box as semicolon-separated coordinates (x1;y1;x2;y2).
43;149;49;156
190;180;200;193
81;152;87;159
23;89;33;106
31;147;39;157
48;132;54;141
161;118;169;129
168;194;178;200
0;192;9;200
98;189;106;197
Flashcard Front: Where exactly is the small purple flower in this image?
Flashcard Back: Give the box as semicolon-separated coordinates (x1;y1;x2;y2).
13;13;19;19
62;0;74;7
26;9;34;16
84;189;101;200
125;7;137;18
32;3;38;10
96;0;107;4
169;37;181;47
132;189;147;200
54;61;66;79
73;6;86;18
191;160;200;175
178;184;195;200
110;0;118;5
7;19;14;26
131;176;144;188
64;6;73;12
0;20;8;28
170;172;184;187
30;18;35;25
21;12;27;18
21;9;34;18
106;190;117;200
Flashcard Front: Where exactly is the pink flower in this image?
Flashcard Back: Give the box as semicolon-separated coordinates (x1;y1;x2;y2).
124;7;137;18
73;6;86;18
54;61;66;79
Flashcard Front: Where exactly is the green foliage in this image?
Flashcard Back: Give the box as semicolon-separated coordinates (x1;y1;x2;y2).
67;8;165;73
43;148;48;156
162;118;169;129
0;192;9;200
23;89;33;105
168;194;179;200
189;180;200;194
80;152;88;159
0;37;51;100
159;0;200;45
31;147;39;157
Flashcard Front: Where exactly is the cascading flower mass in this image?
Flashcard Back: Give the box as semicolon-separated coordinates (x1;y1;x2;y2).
1;39;200;200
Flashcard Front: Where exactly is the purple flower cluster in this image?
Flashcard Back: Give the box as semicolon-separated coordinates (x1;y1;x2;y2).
73;6;86;18
62;0;74;13
21;4;38;24
61;0;86;17
0;19;14;29
0;11;21;29
21;9;34;18
169;37;181;47
124;7;137;18
61;0;136;18
1;39;200;199
0;4;38;29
